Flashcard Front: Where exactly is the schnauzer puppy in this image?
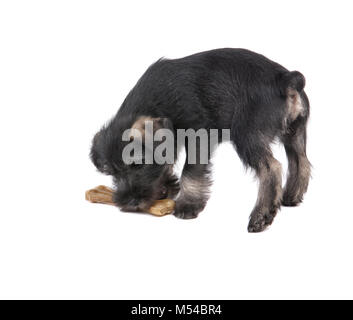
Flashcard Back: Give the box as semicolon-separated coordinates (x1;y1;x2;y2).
90;48;310;232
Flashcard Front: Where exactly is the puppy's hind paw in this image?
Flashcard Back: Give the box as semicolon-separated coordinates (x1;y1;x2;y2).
248;212;275;233
282;190;303;207
248;217;267;233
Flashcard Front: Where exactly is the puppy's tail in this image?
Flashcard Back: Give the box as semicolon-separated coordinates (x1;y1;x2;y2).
279;71;306;95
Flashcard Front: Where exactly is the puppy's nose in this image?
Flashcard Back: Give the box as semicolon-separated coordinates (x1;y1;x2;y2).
161;186;167;195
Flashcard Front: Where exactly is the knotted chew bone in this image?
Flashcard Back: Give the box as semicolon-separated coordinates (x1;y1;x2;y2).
85;185;175;216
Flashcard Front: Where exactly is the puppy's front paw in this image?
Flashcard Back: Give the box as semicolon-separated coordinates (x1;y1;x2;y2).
173;201;204;220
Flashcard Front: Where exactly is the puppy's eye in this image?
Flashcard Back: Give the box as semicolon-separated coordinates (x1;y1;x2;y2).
103;164;112;173
101;164;115;175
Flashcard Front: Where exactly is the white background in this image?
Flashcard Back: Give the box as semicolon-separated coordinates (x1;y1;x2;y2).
0;0;352;300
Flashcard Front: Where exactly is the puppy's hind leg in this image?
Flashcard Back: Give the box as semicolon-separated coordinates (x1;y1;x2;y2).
232;130;283;232
282;120;311;206
281;74;311;206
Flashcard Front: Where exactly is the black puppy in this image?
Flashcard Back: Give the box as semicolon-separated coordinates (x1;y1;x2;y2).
90;48;310;232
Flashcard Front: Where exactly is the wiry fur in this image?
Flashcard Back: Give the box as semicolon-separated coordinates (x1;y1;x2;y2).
90;48;311;232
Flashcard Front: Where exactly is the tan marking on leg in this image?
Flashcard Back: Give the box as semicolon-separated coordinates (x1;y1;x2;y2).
257;158;283;208
295;155;311;199
179;174;211;201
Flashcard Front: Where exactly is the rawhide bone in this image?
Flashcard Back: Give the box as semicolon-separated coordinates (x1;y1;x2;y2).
85;185;175;216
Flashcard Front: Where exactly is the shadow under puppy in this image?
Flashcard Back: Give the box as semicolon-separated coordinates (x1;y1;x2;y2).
90;48;311;232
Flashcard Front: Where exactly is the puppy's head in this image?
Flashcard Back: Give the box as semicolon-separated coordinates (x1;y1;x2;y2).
90;116;179;212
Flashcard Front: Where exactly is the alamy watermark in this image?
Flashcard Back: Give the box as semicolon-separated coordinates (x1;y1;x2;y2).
122;120;230;165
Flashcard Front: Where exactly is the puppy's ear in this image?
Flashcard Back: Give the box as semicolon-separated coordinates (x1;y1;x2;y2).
90;129;114;174
131;116;173;139
90;130;104;167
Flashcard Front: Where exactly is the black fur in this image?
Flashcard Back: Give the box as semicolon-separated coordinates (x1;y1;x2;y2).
90;48;311;232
